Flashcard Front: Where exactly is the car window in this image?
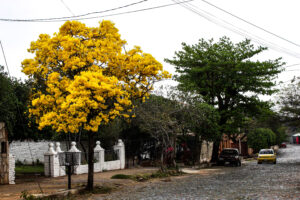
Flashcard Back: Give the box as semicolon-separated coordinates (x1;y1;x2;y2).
221;150;238;155
259;150;274;154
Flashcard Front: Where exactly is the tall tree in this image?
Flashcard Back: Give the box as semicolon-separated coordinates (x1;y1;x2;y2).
22;20;170;190
278;77;300;128
0;65;17;136
0;66;51;141
165;37;283;159
132;91;220;167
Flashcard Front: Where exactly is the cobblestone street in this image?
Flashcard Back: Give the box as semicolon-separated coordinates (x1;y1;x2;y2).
98;145;300;200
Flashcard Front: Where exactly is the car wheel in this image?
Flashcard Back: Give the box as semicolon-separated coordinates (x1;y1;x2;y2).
238;161;242;166
234;161;239;167
257;161;262;164
273;160;276;164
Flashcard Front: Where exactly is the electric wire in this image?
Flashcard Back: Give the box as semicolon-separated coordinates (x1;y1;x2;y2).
174;0;300;59
0;0;194;22
285;63;300;68
187;1;300;58
0;0;148;21
173;0;300;59
60;0;75;16
200;0;300;48
0;41;10;76
0;40;44;194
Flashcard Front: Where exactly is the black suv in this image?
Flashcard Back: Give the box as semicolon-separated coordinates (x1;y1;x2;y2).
217;148;241;166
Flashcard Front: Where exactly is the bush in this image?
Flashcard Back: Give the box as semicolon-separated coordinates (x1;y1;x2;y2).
111;170;184;182
111;174;132;179
248;128;276;152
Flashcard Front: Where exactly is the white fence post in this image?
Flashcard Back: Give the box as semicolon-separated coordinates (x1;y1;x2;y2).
9;155;15;184
68;142;81;174
55;142;65;176
94;141;104;172
44;143;59;177
113;139;125;169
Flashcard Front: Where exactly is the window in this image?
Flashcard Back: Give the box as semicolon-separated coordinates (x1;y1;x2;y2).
1;142;7;153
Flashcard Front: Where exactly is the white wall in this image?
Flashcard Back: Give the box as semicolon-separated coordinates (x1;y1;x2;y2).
10;141;68;164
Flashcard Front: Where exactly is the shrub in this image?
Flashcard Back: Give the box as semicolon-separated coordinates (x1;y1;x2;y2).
111;174;132;179
248;128;276;152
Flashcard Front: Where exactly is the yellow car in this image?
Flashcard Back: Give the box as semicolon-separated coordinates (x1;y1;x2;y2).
257;149;276;164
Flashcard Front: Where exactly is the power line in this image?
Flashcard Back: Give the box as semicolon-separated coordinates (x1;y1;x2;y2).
200;0;300;48
285;63;300;68
0;41;10;75
283;69;300;72
60;0;75;16
0;0;148;22
0;0;194;22
173;0;300;59
40;0;194;22
177;0;300;58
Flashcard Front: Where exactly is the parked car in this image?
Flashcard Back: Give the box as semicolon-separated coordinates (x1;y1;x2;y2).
257;149;276;164
280;142;287;148
217;148;241;166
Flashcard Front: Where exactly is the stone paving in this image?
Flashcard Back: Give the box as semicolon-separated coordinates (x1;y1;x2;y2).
97;144;300;200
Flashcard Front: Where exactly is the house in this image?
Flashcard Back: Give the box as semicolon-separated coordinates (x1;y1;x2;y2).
292;133;300;144
219;134;253;157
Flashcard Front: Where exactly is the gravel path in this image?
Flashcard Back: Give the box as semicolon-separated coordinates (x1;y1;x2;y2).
97;144;300;200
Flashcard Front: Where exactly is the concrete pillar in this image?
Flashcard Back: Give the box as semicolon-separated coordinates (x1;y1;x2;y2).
114;139;125;169
68;142;81;174
8;155;15;184
55;142;65;176
44;143;59;177
94;141;104;172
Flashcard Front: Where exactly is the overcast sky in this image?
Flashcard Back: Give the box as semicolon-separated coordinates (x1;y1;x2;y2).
0;0;300;96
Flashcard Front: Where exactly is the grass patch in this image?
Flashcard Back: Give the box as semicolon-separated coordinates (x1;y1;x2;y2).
111;170;185;182
16;165;44;175
78;185;114;195
111;174;132;179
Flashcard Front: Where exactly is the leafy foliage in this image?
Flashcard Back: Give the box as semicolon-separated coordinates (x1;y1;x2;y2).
242;112;287;145
22;20;170;134
0;66;54;141
165;37;284;138
247;128;276;152
22;20;170;190
277;77;300;128
0;65;17;136
131;89;220;166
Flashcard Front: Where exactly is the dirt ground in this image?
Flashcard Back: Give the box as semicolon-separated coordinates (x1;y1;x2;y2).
0;167;159;200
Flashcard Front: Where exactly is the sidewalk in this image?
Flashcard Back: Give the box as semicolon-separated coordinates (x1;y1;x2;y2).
0;167;158;200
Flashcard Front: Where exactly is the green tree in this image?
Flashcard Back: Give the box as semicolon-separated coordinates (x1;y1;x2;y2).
0;65;17;136
248;128;276;152
0;66;53;141
132;90;220;167
165;37;283;159
278;77;300;128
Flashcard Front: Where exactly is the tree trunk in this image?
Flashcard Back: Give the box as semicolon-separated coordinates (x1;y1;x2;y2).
211;140;220;162
86;132;94;191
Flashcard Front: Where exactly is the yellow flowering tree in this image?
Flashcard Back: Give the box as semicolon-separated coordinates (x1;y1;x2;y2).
22;20;170;190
